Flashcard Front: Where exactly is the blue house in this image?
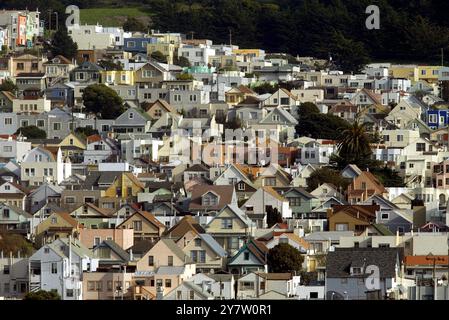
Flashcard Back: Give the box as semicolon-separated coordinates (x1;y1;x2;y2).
124;37;157;54
45;84;74;108
427;109;449;129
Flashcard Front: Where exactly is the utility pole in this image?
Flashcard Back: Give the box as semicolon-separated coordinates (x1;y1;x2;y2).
426;253;444;300
228;28;232;46
190;31;195;40
47;9;52;31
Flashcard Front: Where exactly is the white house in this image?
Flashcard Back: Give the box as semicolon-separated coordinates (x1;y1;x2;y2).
28;238;99;300
20;146;71;186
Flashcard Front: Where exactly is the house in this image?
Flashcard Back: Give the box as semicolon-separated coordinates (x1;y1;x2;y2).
83;134;119;165
79;228;134;250
34;211;83;246
180;233;227;273
27;182;63;215
327;205;379;233
227;238;268;275
164;215;205;243
225;85;256;106
183;163;210;184
58;132;86;164
43;55;75;85
264;232;310;254
69;202;115;229
0;91;14;112
385;99;422;129
20;146;71;186
0;202;31;235
0;252;29;299
28;238;99;300
135;238;196;296
251;106;298;143
205;204;255;256
241;186;292;227
347;170;388;203
0;179;28;210
189;273;235;300
162;280;214;300
117;210;166;243
188;184;237;216
291;164;318;188
328;102;358;123
325;247;403;300
112;108;152;135
70;61;103;84
341;164;363;179
361;194;413;234
145;99;178;120
236;272;301;299
273;187;320;218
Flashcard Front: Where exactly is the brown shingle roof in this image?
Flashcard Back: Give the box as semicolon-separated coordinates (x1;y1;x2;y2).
189;184;235;211
164;215;205;240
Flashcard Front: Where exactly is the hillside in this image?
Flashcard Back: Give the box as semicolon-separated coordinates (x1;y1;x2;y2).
2;0;449;65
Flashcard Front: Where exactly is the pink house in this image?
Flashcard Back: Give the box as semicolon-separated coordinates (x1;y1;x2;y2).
79;228;134;250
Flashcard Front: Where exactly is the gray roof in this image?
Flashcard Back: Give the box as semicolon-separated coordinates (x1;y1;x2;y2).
97;240;130;262
199;234;227;257
326;248;402;278
156;266;185;275
304;231;354;241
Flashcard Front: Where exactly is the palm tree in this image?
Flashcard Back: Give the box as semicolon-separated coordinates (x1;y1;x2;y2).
332;120;373;169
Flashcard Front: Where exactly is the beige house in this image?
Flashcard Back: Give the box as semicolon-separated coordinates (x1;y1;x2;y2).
179;233;227;273
79;228;134;250
117;210;166;242
205;204;255;256
83;271;134;300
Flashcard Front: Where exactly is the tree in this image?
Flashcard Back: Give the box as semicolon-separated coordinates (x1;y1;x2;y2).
330;120;376;170
176;73;194;80
297;102;320;119
98;59;123;71
82;84;124;119
267;243;304;273
328;31;370;73
0;78;18;94
173;56;191;68
151;51;167;63
123;16;147;32
306;167;351;192
371;167;404;188
0;232;34;256
50;28;78;60
24;289;61;300
295;113;350;139
74;126;99;139
224;116;242;130
266;207;283;228
15;126;47;139
252;82;278;95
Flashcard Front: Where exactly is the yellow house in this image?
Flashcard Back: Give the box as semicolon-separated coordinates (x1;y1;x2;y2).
389;65;419;83
35;211;83;246
147;43;176;64
58;132;86;163
101;70;135;86
233;49;265;62
418;66;442;83
103;172;145;198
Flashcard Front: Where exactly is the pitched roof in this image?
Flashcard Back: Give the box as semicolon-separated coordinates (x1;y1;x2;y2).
198;234;227;257
326;247;402;278
229;238;268;265
54;211;82;228
189;184;235;211
96;240;131;262
165;215;205;240
147;99;177;114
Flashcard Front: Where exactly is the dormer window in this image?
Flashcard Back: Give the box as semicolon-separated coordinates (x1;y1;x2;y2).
202;192;218;206
351;267;363;275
